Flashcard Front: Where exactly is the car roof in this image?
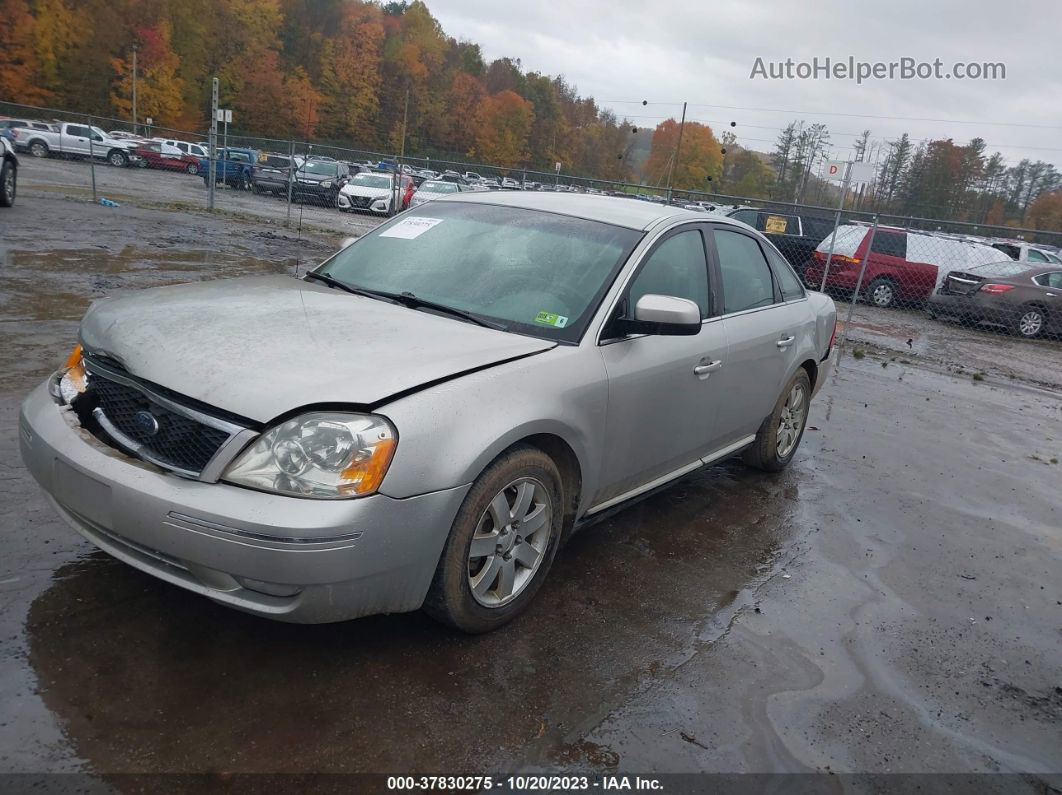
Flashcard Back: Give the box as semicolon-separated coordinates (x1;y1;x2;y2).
433;190;739;231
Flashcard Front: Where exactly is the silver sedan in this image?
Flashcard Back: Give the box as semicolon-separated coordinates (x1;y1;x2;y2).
19;193;836;632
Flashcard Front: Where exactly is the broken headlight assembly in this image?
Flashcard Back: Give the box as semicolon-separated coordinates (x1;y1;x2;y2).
53;344;88;405
223;412;397;499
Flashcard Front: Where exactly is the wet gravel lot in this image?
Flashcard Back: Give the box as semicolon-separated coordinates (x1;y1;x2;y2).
1;159;1060;790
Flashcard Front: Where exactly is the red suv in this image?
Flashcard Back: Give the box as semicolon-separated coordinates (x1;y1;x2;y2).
804;225;1001;308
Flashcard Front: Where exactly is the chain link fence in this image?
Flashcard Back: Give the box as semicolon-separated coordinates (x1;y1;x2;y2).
5;99;1061;389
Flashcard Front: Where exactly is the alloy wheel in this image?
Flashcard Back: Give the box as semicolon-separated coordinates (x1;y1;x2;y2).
467;478;552;608
870;282;894;307
30;143;47;158
1018;310;1044;337
776;382;808;459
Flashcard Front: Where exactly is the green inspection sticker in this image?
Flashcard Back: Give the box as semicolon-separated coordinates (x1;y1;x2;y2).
534;311;569;328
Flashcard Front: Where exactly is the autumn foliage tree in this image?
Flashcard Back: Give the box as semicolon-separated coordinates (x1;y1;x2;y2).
1025;191;1062;232
0;0;49;103
111;22;185;127
473;90;534;167
645;120;724;191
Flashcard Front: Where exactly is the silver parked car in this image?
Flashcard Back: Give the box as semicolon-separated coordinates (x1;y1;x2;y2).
19;193;836;632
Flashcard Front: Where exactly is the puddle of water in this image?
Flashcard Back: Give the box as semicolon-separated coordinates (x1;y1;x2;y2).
0;246;297;392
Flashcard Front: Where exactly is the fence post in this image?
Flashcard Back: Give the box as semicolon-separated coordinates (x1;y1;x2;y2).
818;162;852;292
208;77;218;210
87;116;97;203
836;215;878;350
286;138;294;227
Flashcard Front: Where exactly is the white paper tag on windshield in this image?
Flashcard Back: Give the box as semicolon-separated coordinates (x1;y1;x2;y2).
379;216;443;239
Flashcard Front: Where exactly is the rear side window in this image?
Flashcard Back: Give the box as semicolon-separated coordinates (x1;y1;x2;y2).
871;232;907;258
629;229;710;318
1034;272;1062;288
729;209;757;226
991;243;1020;260
757;213;799;235
765;246;806;300
714;229;777;314
1027;249;1048;263
66;125;88;137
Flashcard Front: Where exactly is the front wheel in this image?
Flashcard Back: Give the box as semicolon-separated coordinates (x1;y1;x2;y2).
108;150;129;168
136;158;148;169
424;445;564;633
743;369;812;472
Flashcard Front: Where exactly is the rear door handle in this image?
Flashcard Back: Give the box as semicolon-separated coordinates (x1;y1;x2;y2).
694;360;723;377
777;335;796;348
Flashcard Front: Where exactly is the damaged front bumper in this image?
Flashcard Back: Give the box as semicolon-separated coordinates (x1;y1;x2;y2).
19;378;469;623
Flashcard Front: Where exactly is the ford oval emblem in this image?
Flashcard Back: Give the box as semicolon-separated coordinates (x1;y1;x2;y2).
134;410;160;436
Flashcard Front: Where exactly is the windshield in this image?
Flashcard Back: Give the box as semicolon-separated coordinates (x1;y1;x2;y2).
421;181;459;193
966;261;1029;277
350;173;392;189
317;202;640;342
299;161;339;176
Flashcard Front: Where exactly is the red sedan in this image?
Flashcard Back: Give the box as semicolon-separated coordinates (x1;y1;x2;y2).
133;142;201;175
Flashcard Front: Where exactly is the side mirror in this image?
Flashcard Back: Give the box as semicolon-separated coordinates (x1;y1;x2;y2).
618;294;702;336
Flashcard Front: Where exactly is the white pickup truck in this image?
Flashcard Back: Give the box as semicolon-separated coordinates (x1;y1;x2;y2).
13;123;140;167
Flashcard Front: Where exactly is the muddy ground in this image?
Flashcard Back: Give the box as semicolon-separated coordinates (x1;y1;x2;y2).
1;160;1060;790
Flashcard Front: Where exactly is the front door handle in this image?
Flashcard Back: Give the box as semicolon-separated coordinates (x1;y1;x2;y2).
694;360;723;377
776;335;796;349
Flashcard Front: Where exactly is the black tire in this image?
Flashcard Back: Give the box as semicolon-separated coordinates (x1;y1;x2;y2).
29;141;48;158
0;160;15;208
424;445;565;633
108;150;129;168
743;368;812;473
186;163;198;175
865;277;897;309
136;158;148;168
1012;305;1046;339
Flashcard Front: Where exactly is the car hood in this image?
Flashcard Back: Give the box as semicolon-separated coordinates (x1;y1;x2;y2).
340;183;392;198
79;275;556;423
293;172;336;184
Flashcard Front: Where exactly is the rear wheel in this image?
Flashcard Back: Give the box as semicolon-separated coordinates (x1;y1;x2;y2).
424;445;563;633
866;277;897;309
29;141;48;158
0;161;15;207
1012;306;1046;339
743;369;812;472
186;162;198;175
136;158;148;168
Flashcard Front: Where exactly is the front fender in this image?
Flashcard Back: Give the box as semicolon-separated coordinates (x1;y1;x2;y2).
376;345;606;516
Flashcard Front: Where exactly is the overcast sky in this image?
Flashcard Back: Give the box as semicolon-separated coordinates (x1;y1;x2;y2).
429;0;1062;170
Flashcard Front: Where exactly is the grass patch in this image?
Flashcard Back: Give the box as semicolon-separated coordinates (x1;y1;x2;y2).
972;372;986;382
852;348;865;359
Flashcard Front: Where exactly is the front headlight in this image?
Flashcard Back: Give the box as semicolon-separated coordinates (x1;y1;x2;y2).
222;412;396;499
320;181;333;189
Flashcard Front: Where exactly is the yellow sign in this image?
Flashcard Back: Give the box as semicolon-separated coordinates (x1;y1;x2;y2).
765;215;789;234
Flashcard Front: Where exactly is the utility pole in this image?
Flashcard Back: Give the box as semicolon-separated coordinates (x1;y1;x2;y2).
208;77;218;211
131;46;138;135
665;101;687;204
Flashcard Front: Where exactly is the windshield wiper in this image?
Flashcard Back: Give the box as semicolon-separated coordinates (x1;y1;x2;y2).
303;271;399;303
304;273;506;331
391;291;509;331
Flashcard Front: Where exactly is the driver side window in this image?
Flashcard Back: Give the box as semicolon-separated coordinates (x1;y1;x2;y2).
628;229;710;319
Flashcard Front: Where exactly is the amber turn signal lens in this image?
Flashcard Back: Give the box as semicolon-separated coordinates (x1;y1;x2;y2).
64;344;82;369
339;437;397;496
62;344;87;394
